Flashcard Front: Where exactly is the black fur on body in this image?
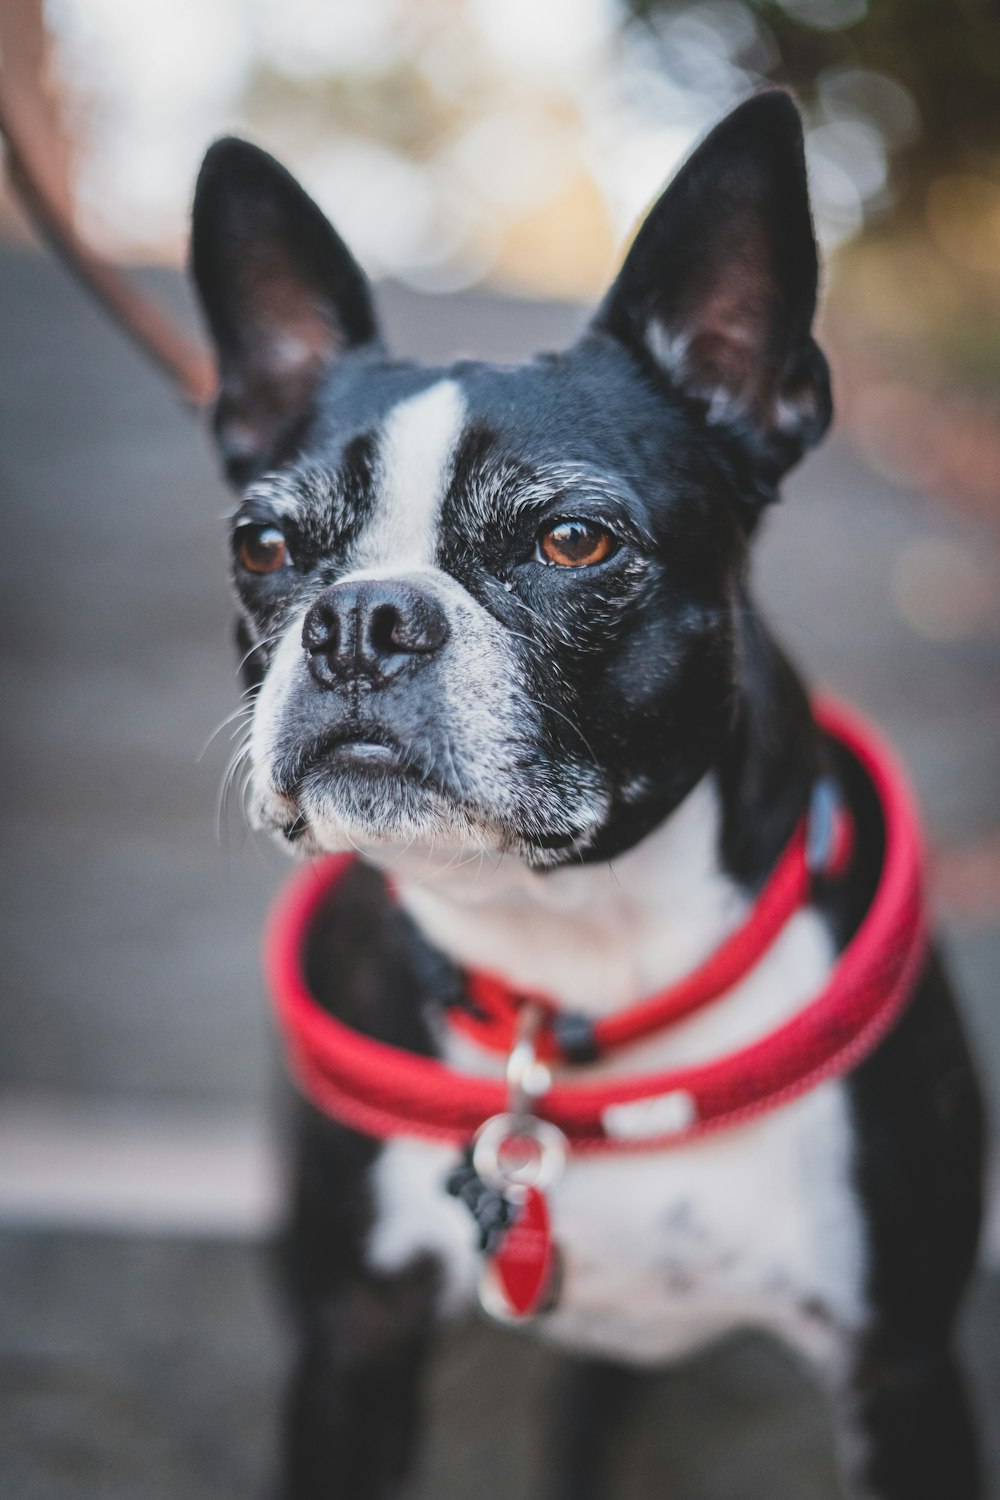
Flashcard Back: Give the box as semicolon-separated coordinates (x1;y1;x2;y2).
189;93;985;1498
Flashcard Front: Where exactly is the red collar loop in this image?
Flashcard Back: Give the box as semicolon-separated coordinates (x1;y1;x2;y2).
265;699;927;1152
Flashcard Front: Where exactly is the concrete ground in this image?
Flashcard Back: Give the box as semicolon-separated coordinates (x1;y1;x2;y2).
1;246;998;1497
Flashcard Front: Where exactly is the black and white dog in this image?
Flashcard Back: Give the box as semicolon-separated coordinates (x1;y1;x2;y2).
190;92;984;1498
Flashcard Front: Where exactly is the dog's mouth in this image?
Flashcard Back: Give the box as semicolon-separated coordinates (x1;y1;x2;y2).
277;724;435;796
270;724;451;848
266;716;529;860
263;720;609;865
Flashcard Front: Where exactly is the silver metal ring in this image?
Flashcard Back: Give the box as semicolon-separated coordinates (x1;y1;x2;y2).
472;1112;568;1193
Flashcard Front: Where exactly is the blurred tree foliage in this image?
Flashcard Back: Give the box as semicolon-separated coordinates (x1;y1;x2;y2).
628;0;1000;388
626;0;1000;213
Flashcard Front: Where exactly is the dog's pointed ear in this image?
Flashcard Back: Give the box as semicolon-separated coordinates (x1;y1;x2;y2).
591;91;831;495
190;138;380;486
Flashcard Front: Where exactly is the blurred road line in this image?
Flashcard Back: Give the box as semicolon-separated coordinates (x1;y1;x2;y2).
0;1094;998;1268
0;1094;282;1237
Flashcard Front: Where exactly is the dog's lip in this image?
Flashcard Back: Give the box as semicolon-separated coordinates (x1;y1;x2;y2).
286;725;426;791
327;739;407;772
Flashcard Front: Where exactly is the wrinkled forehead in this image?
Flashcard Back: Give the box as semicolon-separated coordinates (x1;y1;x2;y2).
247;353;668;572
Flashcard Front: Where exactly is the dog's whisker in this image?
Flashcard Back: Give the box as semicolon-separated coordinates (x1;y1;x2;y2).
524;694;601;770
197;703;256;762
216;734;253;846
237;630;283;676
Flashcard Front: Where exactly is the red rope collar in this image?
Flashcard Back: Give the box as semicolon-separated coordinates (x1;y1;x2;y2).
452;793;853;1064
265;699;927;1152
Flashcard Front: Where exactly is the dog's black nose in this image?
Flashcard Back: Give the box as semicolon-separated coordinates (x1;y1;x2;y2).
302;579;450;687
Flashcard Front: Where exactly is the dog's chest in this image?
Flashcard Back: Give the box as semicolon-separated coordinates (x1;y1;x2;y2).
368;1079;866;1368
364;899;871;1369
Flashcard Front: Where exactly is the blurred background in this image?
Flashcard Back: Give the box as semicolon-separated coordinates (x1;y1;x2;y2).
1;1;999;1496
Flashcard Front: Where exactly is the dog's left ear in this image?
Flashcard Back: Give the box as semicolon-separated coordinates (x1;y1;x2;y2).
191;137;381;486
591;90;831;497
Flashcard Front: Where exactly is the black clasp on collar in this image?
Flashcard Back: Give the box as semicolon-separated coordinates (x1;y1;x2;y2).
550;1011;601;1065
445;1150;516;1255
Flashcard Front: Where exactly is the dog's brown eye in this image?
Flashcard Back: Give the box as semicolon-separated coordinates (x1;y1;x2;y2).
237;525;289;575
537;520;615;569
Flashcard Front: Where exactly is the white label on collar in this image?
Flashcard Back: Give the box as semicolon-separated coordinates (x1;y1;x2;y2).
601;1090;698;1141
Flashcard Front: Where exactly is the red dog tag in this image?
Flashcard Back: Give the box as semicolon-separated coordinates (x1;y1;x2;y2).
471;1110;567;1321
483;1186;556;1319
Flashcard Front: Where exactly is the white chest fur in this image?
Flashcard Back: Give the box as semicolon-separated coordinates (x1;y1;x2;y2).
363;778;870;1371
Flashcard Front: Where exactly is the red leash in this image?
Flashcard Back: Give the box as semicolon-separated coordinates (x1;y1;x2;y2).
265;699;927;1153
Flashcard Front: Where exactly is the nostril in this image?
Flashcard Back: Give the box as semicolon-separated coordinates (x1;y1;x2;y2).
366;598;449;656
369;603;405;657
303;604;339;658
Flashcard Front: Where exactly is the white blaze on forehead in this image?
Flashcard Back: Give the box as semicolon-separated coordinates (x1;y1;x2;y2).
352;379;466;572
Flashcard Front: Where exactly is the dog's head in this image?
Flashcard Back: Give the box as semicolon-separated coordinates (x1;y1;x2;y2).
190;91;830;869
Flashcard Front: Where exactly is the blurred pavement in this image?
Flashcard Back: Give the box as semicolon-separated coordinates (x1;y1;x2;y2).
1;246;998;1497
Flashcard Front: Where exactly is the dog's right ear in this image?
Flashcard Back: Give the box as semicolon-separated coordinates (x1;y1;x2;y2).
191;138;380;486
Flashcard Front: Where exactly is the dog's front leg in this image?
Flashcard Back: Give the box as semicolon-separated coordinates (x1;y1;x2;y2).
545;1356;645;1500
276;1110;443;1500
279;1259;439;1500
829;1337;980;1500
